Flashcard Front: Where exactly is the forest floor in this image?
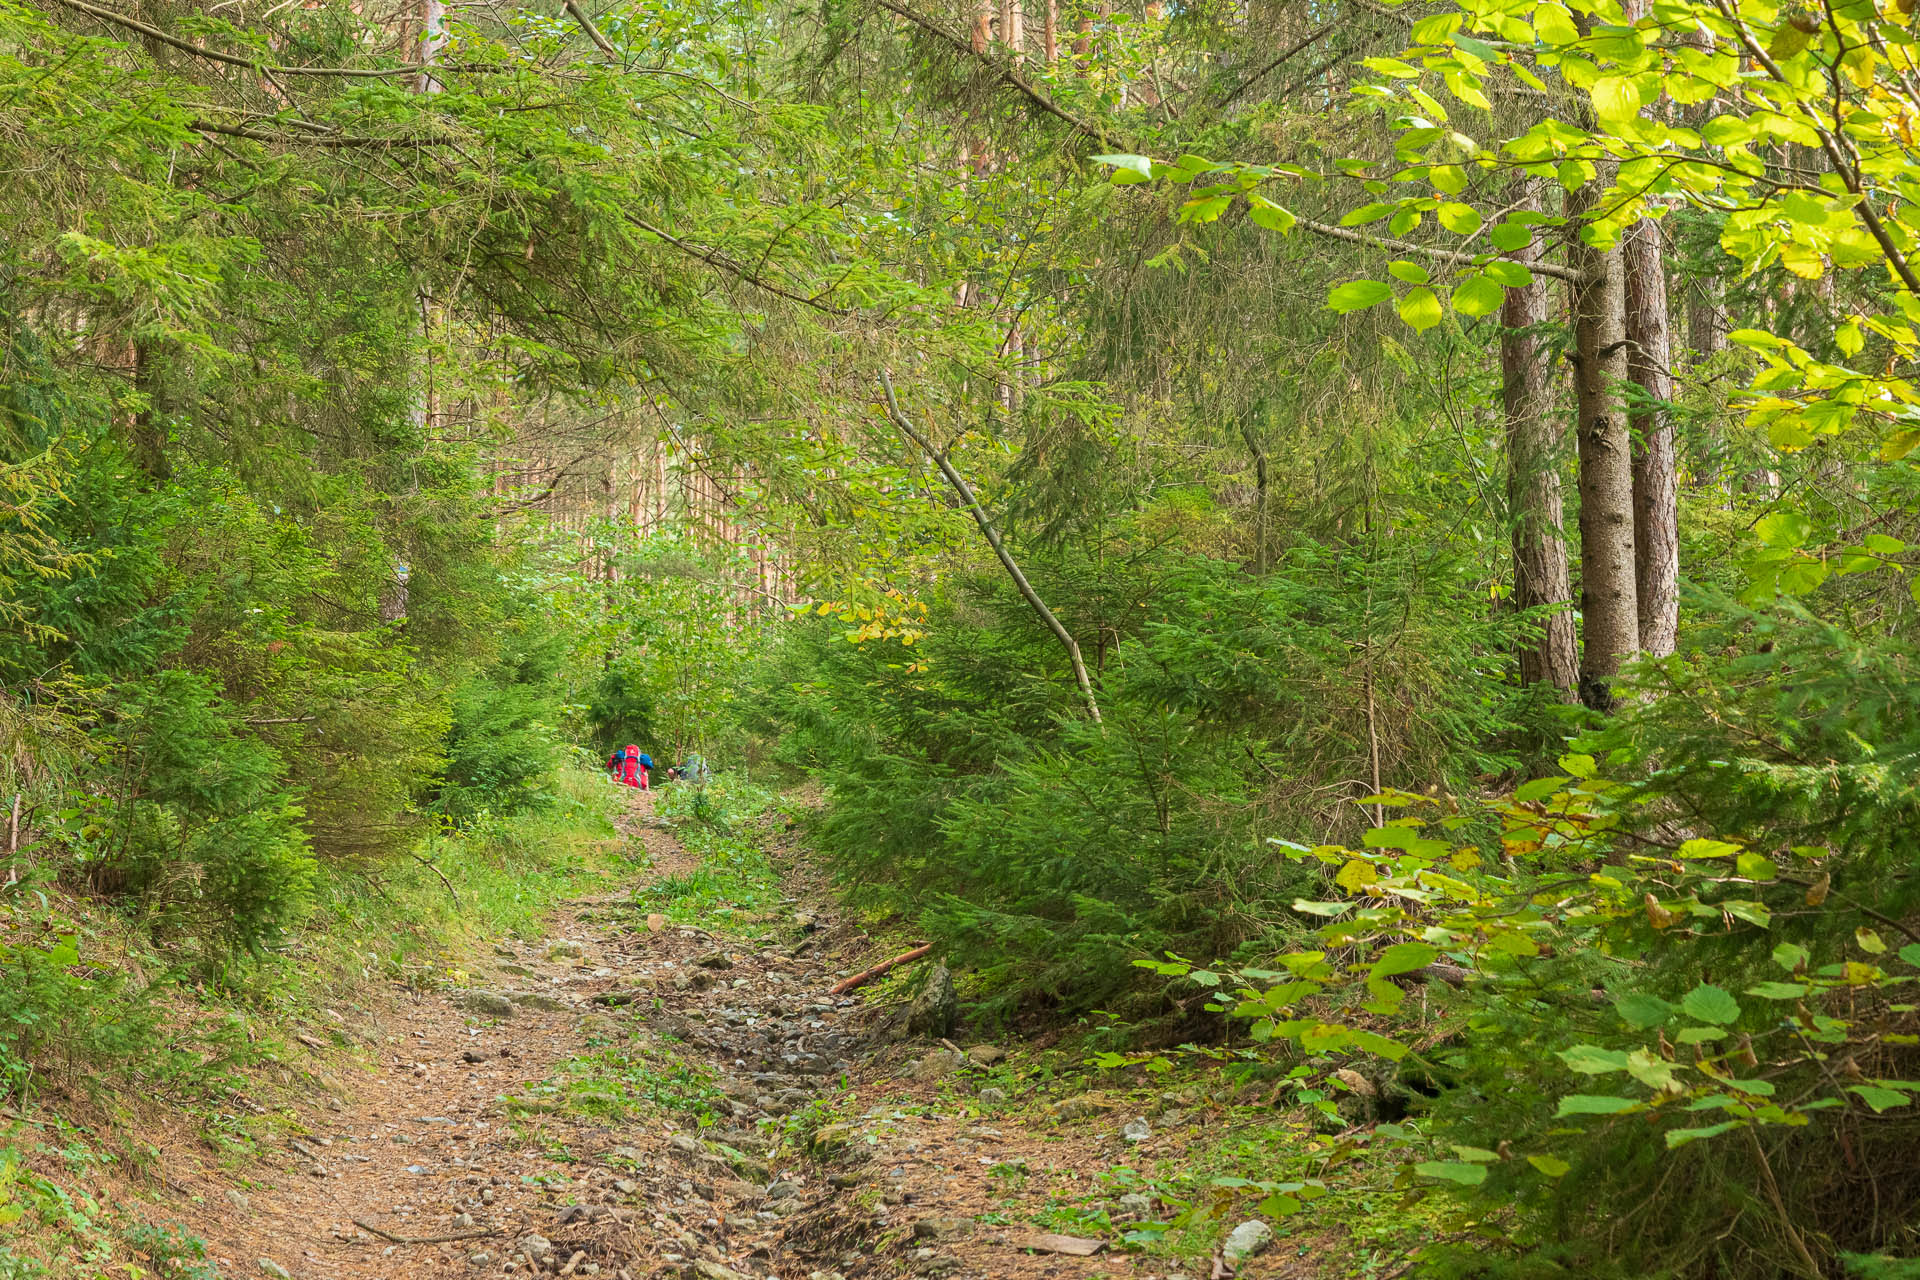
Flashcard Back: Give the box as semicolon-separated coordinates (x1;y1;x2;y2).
111;787;1328;1280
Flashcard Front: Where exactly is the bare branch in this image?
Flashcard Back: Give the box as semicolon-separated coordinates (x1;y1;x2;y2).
878;370;1102;724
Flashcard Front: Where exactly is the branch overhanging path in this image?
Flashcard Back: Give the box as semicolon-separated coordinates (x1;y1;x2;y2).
879;370;1103;725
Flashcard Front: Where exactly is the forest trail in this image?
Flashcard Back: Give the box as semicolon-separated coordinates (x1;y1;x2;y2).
153;788;1283;1280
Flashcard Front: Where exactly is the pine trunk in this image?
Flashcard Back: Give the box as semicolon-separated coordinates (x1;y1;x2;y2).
1569;192;1639;710
1623;218;1679;658
1501;183;1577;699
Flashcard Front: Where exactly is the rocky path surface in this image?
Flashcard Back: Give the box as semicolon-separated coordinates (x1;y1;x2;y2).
166;790;1288;1280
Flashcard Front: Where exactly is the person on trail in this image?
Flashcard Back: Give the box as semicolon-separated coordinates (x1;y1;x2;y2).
621;746;643;789
606;745;627;780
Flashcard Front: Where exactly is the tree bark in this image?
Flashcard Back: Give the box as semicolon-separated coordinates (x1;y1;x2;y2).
1043;0;1057;63
1501;182;1577;699
1623;217;1678;658
1568;189;1639;711
131;341;172;482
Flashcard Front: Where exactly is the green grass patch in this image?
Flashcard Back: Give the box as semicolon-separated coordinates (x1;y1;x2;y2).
504;1033;727;1127
632;775;784;933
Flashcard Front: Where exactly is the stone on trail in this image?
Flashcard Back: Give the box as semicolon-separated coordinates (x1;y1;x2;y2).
455;990;516;1019
1223;1220;1275;1261
257;1261;291;1279
646;912;667;932
1047;1095;1113;1121
1011;1232;1104;1256
518;1233;554;1262
509;991;570;1012
1116;1192;1153;1217
907;964;957;1038
1121;1116;1152;1143
691;1260;755;1280
911;1217;970;1239
909;1049;963;1081
694;950;734;970
976;1086;1008;1105
965;1044;1006;1066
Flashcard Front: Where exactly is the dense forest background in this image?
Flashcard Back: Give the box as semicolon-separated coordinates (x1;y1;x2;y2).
3;0;1920;1271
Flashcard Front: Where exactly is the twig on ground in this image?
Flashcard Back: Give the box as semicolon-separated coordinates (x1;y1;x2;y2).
352;1219;497;1245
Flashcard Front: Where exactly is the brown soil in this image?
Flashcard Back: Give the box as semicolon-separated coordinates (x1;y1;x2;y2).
93;789;1309;1280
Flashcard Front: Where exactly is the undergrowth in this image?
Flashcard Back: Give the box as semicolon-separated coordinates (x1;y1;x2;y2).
0;763;625;1276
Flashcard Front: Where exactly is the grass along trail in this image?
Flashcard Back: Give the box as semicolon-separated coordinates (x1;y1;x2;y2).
160;783;1310;1280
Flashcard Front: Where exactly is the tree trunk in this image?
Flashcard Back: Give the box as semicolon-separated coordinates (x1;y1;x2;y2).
1568;190;1639;711
1501;183;1577;699
1623;217;1678;658
1043;0;1058;63
132;340;172;482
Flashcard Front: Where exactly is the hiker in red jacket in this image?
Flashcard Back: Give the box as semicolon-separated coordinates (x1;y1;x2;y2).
621;746;642;788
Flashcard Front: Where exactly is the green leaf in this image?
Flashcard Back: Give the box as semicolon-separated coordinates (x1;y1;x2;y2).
1680;983;1742;1026
1677;837;1741;860
1527;1154;1571;1177
1736;851;1777;880
1515;775;1569;803
1414;1160;1488;1185
1328;280;1393;313
1556;1094;1639;1117
1590;75;1641;122
1451;274;1504;318
1558;1044;1630;1074
1399;287;1444;332
1489;223;1534;253
1292;899;1351;916
1341;202;1395;227
1900;943;1920;970
1774;942;1811;971
1767;22;1813;58
1092;153;1154;179
1411;12;1461;42
1247;194;1297;234
1437;202;1483;236
1849;1085;1914;1113
1388;260;1431;285
1665;1121;1738;1148
1745;981;1809;1000
1616;993;1674;1029
1755;511;1815;548
1856;927;1887;955
1534;3;1579;44
1373;941;1440;977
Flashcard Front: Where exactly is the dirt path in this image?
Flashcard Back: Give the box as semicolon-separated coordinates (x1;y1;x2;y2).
158;790;1283;1280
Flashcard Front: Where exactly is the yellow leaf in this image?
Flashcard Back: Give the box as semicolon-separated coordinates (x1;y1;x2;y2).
1779;241;1826;279
1335;859;1380;891
1645;893;1677;929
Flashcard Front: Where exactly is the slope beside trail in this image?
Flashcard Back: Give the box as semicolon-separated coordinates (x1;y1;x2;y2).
158;788;1303;1280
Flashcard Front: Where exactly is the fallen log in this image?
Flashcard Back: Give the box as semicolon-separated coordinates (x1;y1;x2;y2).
828;943;932;996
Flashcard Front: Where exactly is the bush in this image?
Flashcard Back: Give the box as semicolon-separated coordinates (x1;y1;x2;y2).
762;538;1525;1021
